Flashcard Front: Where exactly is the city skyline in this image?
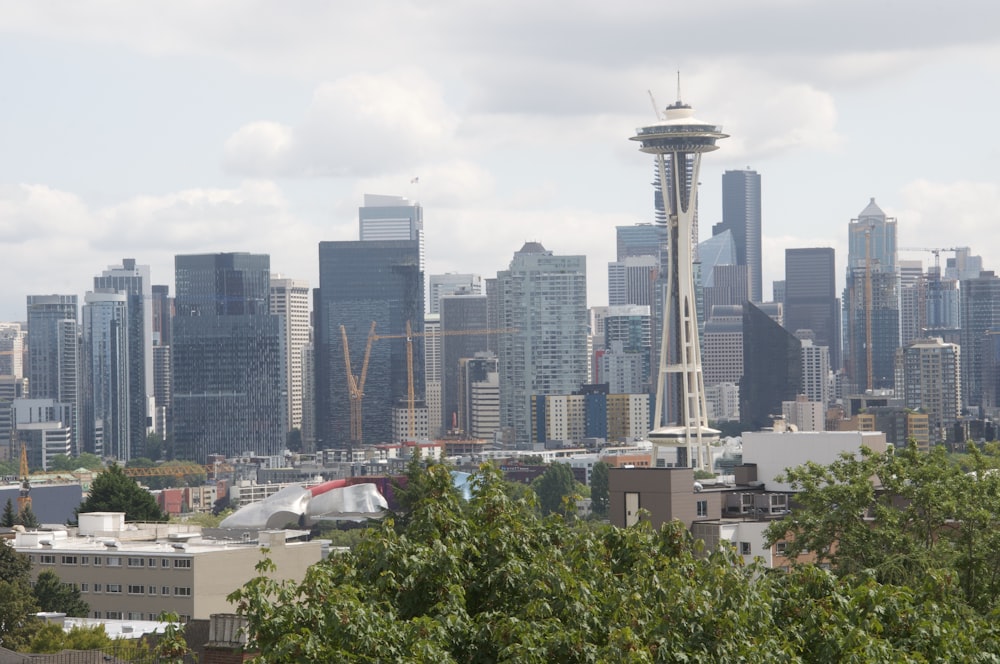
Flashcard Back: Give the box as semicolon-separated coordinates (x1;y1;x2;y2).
1;3;999;321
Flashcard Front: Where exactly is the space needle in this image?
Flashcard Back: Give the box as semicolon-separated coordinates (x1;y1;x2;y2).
630;86;728;471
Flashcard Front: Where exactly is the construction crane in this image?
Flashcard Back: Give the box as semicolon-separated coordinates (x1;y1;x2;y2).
17;443;31;514
341;322;377;449
370;323;517;441
899;247;961;270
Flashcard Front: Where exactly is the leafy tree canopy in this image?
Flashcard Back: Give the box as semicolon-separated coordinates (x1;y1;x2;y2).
532;462;578;516
231;462;1000;661
766;442;1000;614
0;542;39;649
74;464;167;523
33;570;88;617
589;461;609;517
48;453;104;472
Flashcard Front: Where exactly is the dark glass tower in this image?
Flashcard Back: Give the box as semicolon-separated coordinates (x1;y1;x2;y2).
740;301;802;430
440;294;488;433
170;253;286;461
784;247;840;370
93;259;152;459
315;240;423;448
716;170;762;303
960;270;1000;410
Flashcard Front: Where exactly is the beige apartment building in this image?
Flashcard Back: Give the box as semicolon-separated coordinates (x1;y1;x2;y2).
11;512;322;622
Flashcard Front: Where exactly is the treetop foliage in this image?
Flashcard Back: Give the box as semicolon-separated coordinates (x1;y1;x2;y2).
766;442;1000;615
231;461;1000;662
74;464;167;523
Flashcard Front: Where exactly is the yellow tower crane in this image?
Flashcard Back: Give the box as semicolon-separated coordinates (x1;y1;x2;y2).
17;443;31;514
340;322;377;448
370;323;517;441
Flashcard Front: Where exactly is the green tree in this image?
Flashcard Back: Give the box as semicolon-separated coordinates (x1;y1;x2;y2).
74;464;167;523
1;499;14;528
0;538;40;649
145;431;166;461
14;504;39;529
153;612;194;663
589;461;609;517
47;453;103;472
532;462;578;516
32;570;88;617
766;443;1000;613
230;462;1000;661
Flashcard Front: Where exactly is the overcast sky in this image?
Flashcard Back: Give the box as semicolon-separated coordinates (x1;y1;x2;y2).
2;1;999;322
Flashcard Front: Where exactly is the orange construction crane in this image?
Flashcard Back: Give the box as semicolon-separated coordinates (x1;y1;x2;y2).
371;322;517;441
341;322;377;447
17;443;31;513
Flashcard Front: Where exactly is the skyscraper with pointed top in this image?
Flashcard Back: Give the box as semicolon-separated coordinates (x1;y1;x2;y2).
844;198;899;392
630;90;727;469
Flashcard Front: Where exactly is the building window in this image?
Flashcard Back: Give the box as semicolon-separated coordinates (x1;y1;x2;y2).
80;556;89;565
107;584;122;594
161;586;170;595
173;559;192;568
93;611;101;619
740;542;752;556
127;557;145;567
93;557;101;566
94;584;102;593
174;587;192;597
696;500;708;517
148;558;157;567
106;611;123;620
162;559;170;567
128;612;143;620
775;541;787;557
106;557;121;567
80;583;89;593
39;555;55;565
148;586;157;595
128;585;145;595
61;556;77;565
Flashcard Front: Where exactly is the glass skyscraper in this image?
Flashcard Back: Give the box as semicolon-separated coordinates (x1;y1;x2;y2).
170;253;286;461
784;247;840;370
315;240;424;448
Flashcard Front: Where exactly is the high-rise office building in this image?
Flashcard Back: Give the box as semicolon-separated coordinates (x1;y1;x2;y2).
359;194;424;274
630;96;726;469
960;270;1000;410
440;294;488;433
315;240;423;447
616;224;664;261
715;170;762;303
844;199;899;391
600;305;652;394
93;259;153;459
496;242;587;444
26;295;80;452
270;276;310;435
423;316;442;438
702;304;744;388
608;255;658;307
80;290;129;459
457;354;500;440
150;284;173;440
899;260;927;348
897;337;960;443
703;264;750;316
799;336;831;407
740;301;802;431
925;266;960;332
428;274;481;315
171;253;286;461
0;323;25;378
784;248;840;370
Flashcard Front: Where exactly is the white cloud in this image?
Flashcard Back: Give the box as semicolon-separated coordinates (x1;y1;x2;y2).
896;179;1000;262
223;71;459;178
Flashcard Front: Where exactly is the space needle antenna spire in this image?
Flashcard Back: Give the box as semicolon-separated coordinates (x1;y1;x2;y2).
629;86;728;471
676;70;682;103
